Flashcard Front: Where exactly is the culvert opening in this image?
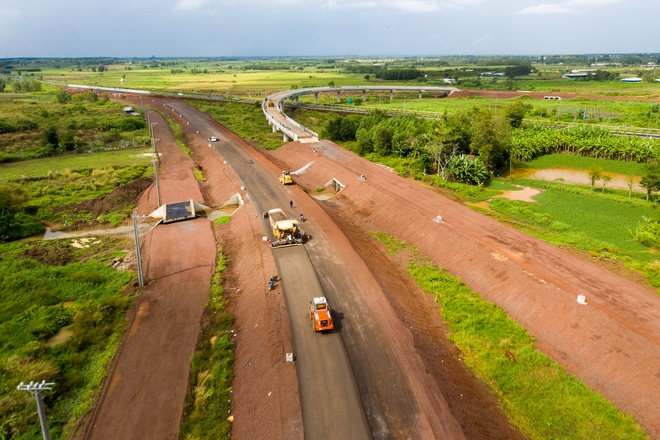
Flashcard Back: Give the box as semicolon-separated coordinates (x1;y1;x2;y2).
311;178;345;200
208;193;244;221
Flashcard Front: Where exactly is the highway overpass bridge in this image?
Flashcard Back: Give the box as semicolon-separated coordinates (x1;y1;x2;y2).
262;85;460;143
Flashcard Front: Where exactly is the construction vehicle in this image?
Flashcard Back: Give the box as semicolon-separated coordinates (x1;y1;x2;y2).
264;208;304;247
279;170;293;185
308;297;334;332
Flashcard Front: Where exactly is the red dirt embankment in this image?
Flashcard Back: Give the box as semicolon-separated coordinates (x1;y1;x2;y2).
182;129;304;439
271;140;660;438
85;100;303;440
85;112;216;440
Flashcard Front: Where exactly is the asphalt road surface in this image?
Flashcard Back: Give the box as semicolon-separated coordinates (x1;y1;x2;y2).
162;99;466;439
161;101;371;438
275;246;370;439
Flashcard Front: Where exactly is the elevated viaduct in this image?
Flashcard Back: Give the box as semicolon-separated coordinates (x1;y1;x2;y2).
262;85;459;143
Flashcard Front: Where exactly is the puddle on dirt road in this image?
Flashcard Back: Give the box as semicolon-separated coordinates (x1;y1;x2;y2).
46;326;73;347
509;167;642;191
44;223;153;240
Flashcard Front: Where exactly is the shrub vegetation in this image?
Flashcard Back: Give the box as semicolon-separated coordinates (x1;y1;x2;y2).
0;238;135;439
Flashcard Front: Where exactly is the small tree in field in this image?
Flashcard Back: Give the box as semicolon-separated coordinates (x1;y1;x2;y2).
55;89;71;104
640;164;660;201
588;165;603;191
601;174;612;193
425;125;458;181
627;175;635;199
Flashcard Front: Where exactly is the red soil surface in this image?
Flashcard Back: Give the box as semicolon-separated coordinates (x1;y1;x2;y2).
84;112;216;440
93;96;304;440
270;139;660;438
162;99;522;438
181;128;304;439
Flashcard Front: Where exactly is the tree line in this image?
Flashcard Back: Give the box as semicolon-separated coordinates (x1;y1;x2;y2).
324;101;528;185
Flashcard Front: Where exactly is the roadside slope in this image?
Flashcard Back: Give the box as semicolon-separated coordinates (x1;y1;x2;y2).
271;139;660;438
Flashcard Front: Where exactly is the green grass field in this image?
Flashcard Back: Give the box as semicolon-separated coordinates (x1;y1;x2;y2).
371;232;647;440
0;94;150;163
482;176;660;287
186;100;285;150
0;238;135;439
0;147;152;181
295;92;660;129
515;153;646;175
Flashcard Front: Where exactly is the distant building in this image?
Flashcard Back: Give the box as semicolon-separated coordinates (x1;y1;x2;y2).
123;106;139;115
620;77;643;83
443;78;456;84
493;72;505;78
562;73;589;79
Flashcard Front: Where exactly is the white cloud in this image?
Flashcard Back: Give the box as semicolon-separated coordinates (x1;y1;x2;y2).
518;3;574;14
174;0;208;11
323;0;483;12
0;6;20;19
0;6;21;34
328;0;377;9
569;0;623;5
473;34;490;44
518;0;626;15
387;1;440;12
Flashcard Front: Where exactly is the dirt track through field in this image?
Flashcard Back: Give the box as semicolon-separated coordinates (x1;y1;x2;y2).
271;139;660;438
85;112;216;440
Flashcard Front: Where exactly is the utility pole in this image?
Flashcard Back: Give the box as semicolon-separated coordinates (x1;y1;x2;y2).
17;381;54;440
132;215;149;286
152;137;161;207
147;111;161;207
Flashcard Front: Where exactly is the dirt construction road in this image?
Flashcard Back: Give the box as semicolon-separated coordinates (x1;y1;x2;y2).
162;99;524;439
86;111;216;440
271;139;660;438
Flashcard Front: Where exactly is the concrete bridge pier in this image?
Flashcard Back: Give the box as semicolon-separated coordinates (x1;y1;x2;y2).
283;132;290;142
419;90;423;99
362;90;366;101
272;125;277;133
337;91;341;103
314;93;319;104
295;96;299;104
390;90;393;101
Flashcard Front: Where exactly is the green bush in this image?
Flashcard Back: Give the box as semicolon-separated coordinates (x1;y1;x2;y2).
0;239;134;439
118;118;146;131
633;217;660;247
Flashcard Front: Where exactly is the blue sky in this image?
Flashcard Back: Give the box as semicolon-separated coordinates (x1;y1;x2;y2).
0;0;657;57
